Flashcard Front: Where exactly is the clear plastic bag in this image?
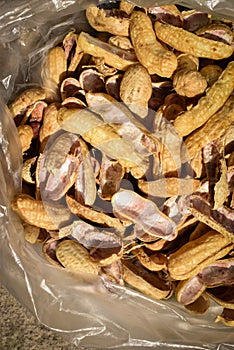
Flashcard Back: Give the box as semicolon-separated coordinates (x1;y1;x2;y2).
0;1;234;349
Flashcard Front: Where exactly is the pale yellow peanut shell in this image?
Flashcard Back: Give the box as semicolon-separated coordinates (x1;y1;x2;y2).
42;46;67;85
176;54;199;72
138;177;200;197
9;88;46;117
23;223;41;244
130;11;178;77
174;61;234;136
120;63;152;118
119;1;135;15
58;107;144;167
196;23;234;45
17;125;33;153
86;6;129;36
215;314;234;327
132;247;167;271
22;157;37;184
168;231;233;280
77;32;137;71
200;64;223;87
155;21;234;60
185;95;234;160
189;222;211;241
108;35;133;51
173;69;207;97
39;103;60;147
12;194;71;230
42;46;67;100
56;239;99;274
213;158;229;210
66;195;123;229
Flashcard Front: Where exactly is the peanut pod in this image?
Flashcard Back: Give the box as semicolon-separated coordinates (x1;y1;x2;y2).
155;21;234;60
58;107;144;167
123;260;173;300
12;194;71;230
77;32;137;71
168;230;233;280
174;61;234;136
86;6;129;36
9;88;46;118
130;11;178;77
56;239;99;274
120;63;152;118
185;96;234;160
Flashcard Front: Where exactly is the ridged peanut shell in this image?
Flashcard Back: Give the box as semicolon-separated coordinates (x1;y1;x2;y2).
58;107;144;167
120;63;152;118
168;230;233;280
86;6;129;36
130;11;177;77
174;61;234;136
185;95;234;160
56;239;99;274
66;195;123;229
9;88;46;118
12;194;71;230
173;69;207;98
42;46;67;100
155;21;234;60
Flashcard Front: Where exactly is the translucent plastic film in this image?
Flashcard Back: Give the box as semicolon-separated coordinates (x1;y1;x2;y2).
0;1;234;349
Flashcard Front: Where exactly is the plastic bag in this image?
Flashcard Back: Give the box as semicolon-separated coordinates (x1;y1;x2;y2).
0;1;234;348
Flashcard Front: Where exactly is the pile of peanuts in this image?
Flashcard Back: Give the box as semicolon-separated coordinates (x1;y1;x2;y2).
9;2;234;327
